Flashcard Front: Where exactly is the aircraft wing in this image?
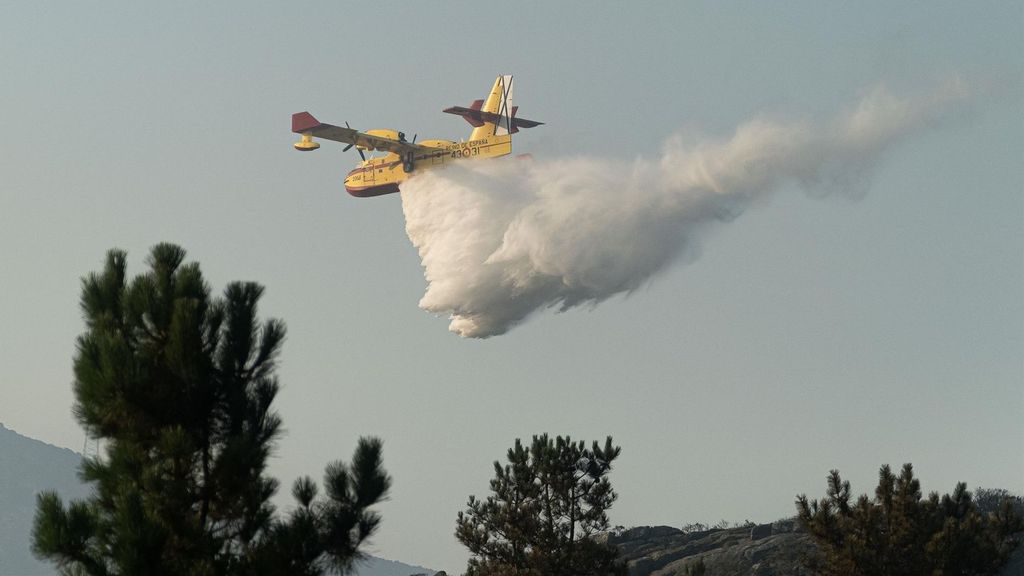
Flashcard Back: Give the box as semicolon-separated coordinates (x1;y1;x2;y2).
292;112;430;155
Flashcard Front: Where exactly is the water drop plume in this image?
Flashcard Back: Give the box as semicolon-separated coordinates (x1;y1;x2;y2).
401;79;970;337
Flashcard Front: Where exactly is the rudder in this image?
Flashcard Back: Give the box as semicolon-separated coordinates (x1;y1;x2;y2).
470;75;514;141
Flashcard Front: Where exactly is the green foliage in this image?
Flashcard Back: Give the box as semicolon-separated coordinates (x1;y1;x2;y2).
796;463;1022;576
456;434;627;576
31;245;390;576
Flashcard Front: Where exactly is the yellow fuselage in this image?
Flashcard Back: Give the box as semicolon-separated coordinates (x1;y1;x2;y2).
343;134;512;197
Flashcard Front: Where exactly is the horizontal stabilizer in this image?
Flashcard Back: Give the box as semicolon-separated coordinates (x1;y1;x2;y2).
448;105;485;127
442;105;543;133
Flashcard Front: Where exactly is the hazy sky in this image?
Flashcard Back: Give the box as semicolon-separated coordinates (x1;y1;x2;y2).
1;2;1021;572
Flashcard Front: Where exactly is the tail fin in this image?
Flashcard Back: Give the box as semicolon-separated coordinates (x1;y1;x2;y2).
475;75;514;140
443;75;543;141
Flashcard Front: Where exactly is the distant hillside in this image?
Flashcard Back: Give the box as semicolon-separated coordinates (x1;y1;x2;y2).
0;423;435;576
605;521;816;576
354;556;436;576
0;423;90;575
608;521;1024;576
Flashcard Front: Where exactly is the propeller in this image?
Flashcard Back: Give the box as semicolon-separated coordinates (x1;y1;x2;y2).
341;121;366;161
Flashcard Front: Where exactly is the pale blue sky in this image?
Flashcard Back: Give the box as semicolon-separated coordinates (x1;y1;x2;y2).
1;2;1021;572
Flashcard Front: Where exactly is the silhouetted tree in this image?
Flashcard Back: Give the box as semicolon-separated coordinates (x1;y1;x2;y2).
796;463;1022;576
32;245;390;576
456;434;626;576
974;488;1024;517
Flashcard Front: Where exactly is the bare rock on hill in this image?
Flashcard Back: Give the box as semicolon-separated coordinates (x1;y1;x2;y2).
996;540;1024;576
606;521;818;576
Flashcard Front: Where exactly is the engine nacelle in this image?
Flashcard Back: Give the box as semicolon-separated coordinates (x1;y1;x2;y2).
361;129;407;151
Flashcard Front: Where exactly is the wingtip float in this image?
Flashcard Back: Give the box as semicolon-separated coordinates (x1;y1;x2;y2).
291;75;543;197
292;112;322;151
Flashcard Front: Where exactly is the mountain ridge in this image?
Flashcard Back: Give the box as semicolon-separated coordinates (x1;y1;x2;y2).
608;519;1024;575
3;423;1019;575
0;423;436;576
0;422;91;575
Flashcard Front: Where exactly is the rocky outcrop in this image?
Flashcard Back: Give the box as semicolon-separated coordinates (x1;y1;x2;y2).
605;520;818;576
996;539;1024;576
611;521;1024;576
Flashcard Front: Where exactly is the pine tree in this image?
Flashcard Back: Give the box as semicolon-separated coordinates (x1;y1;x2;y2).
456;434;626;576
796;463;1022;576
31;245;390;576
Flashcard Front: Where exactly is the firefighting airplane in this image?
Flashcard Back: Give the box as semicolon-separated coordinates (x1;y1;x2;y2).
291;75;542;197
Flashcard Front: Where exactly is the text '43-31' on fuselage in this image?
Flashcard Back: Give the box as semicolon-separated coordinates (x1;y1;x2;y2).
292;75;543;197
